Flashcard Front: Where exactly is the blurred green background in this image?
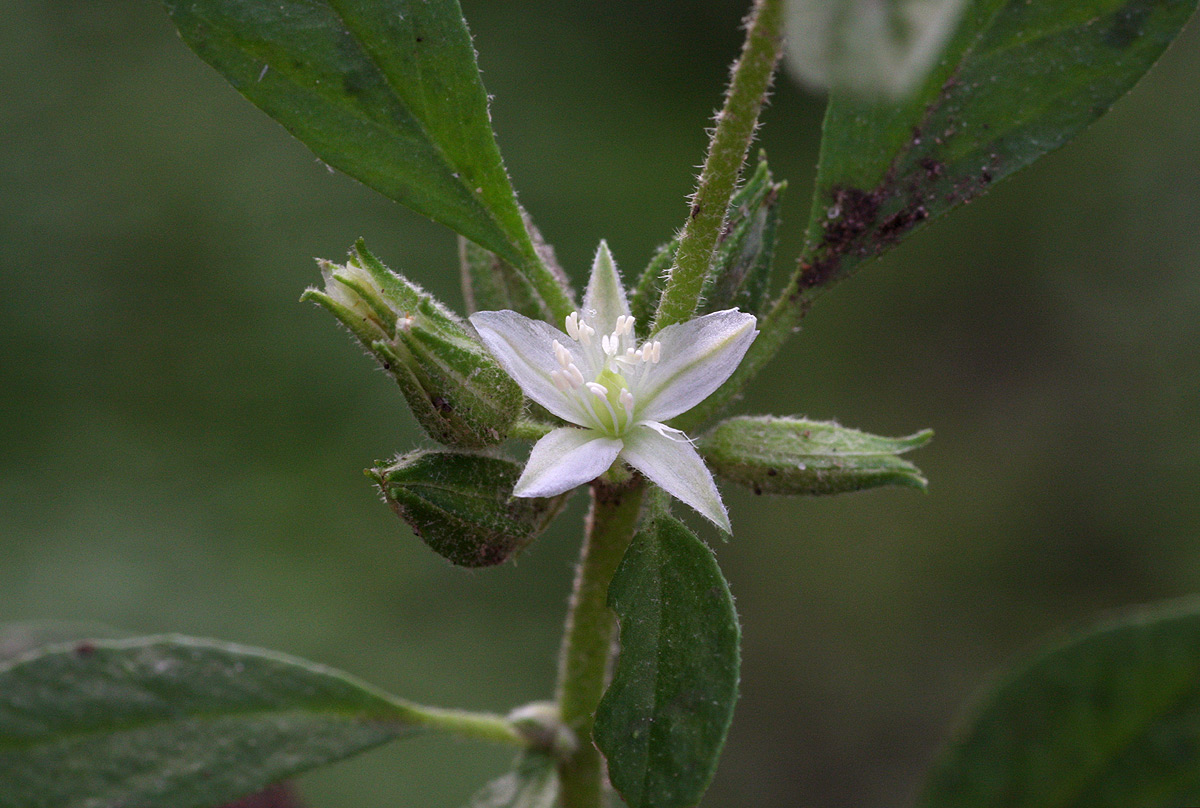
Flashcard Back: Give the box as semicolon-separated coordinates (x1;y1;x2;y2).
2;1;1199;805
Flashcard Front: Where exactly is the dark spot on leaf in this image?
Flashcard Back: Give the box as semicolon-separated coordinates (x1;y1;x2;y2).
74;641;95;657
431;396;452;414
918;157;945;180
1104;2;1153;49
221;783;304;808
691;203;701;219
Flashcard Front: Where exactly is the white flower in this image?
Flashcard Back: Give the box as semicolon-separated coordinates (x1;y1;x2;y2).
470;242;758;533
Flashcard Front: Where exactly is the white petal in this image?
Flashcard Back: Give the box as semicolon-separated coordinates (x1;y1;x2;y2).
514;427;624;498
582;240;630;336
470;310;591;425
634;309;758;423
621;423;731;533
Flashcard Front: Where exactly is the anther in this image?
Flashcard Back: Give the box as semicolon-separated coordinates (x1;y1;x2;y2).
552;340;571;368
619;388;634;422
567;363;585;387
586;382;608;400
578;322;595;346
551;370;571;392
564;312;580;342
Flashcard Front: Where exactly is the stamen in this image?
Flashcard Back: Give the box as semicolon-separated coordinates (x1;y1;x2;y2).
552;340;571;368
616;315;635;336
567;363;585;387
586;382;608;399
564;312;580;341
649;341;662;363
602;334;618;357
551;370;571;392
619;388;634;422
578;322;595;346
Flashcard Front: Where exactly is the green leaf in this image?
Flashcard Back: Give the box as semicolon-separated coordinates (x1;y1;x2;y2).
797;0;1197;293
0;621;129;663
163;0;538;273
466;752;559;808
0;635;428;808
919;597;1200;808
370;449;569;567
594;516;740;808
699;416;932;496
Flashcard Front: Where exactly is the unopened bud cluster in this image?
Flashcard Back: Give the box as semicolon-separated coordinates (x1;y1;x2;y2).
303;240;522;448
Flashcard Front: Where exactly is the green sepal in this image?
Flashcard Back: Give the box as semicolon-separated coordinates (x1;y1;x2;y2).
699;416;932;496
629;155;784;338
465;751;560;808
304;240;522;448
458;236;543;319
594;515;740;808
369;449;568;567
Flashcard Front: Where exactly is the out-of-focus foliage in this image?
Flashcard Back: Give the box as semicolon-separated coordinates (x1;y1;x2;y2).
1;1;1198;806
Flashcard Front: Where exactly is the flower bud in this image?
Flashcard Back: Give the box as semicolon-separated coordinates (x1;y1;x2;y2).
369;450;569;568
698;416;932;496
303;240;522;447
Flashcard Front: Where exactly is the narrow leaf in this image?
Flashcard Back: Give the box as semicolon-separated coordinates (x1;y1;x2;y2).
594;516;740;808
796;0;1197;295
919;597;1200;808
163;0;538;272
699;416;932;496
466;752;559;808
0;636;429;808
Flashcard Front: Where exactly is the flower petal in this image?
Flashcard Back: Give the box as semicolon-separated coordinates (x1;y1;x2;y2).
634;309;758;423
582;240;630;336
514;427;624;498
470;310;591;425
621;423;731;533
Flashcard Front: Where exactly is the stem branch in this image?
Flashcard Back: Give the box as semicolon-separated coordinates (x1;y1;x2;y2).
652;0;785;332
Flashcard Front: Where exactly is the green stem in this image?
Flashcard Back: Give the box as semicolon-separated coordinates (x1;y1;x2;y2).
398;703;528;748
652;0;785;332
556;477;647;808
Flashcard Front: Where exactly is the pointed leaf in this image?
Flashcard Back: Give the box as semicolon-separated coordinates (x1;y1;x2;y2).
797;0;1197;294
0;636;433;808
163;0;538;270
699;416;932;496
919;597;1200;808
594;516;740;808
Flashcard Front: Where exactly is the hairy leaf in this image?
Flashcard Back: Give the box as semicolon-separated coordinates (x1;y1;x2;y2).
164;0;538;271
797;0;1197;295
594;517;740;808
920;597;1200;808
0;636;427;808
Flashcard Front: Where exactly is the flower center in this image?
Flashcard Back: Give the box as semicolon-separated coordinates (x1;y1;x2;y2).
548;311;662;438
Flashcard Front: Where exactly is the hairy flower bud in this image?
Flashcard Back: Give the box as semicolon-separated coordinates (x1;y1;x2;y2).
369;450;569;568
303;240;522;447
698;416;932;496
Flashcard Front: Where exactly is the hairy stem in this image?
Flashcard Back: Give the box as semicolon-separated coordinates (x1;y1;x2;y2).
403;704;528;748
556;477;646;808
652;0;784;332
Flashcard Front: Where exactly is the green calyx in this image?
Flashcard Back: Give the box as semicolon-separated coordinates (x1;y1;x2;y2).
370;449;569;568
303;240;522;448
